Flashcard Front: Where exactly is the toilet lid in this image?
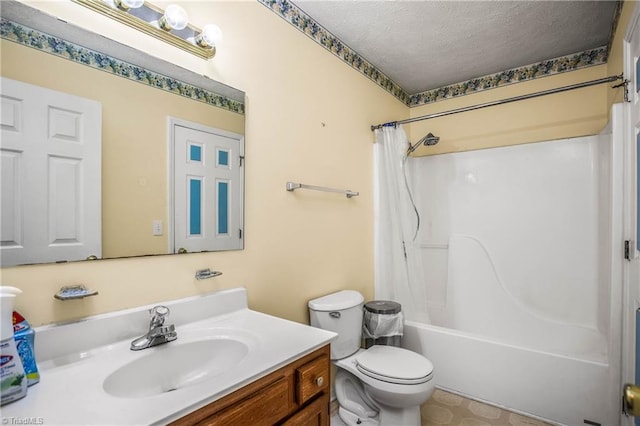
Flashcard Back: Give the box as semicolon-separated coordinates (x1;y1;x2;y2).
355;346;433;385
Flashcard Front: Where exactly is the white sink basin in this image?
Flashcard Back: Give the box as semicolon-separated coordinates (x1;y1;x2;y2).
2;289;336;425
103;337;249;398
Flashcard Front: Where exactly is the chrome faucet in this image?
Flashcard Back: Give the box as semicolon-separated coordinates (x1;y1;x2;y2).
130;305;177;351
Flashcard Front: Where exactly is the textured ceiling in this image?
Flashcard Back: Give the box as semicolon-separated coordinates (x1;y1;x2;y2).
290;1;619;95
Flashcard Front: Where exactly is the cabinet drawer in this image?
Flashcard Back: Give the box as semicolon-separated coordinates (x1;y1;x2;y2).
295;355;329;405
201;377;290;426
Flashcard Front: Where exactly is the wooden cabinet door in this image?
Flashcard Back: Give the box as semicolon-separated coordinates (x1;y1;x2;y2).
201;377;290;426
171;345;330;426
281;394;329;426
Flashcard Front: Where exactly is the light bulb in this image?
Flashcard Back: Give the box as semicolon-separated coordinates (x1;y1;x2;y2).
114;0;144;10
159;4;188;31
195;24;222;48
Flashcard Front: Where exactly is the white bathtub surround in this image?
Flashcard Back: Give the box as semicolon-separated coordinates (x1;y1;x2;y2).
404;321;611;425
385;105;625;425
1;288;336;425
374;126;430;323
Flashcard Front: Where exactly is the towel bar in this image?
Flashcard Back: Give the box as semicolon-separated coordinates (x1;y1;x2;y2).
286;181;359;198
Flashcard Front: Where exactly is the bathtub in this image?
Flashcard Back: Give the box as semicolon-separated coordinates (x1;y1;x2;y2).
403;320;617;425
389;106;625;425
402;236;618;426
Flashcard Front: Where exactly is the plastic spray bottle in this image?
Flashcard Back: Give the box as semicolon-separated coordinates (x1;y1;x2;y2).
0;286;27;405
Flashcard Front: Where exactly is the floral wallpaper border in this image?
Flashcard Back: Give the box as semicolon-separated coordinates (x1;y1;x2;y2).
258;0;410;105
0;19;245;115
409;47;608;107
259;0;618;108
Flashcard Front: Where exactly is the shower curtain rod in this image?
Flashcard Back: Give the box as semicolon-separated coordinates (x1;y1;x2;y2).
370;74;625;131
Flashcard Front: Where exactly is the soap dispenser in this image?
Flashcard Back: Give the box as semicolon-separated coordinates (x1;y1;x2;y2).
0;286;27;405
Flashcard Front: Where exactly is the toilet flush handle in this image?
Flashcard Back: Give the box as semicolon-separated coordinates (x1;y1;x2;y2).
329;312;341;319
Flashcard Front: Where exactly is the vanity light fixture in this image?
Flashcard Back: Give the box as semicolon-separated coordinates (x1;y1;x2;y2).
196;24;223;49
71;0;221;59
114;0;144;11
159;4;188;31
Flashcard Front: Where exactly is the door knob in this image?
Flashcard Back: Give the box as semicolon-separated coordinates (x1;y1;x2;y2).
624;384;640;416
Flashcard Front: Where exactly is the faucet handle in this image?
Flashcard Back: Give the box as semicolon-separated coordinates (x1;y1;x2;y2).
149;305;170;327
150;305;170;317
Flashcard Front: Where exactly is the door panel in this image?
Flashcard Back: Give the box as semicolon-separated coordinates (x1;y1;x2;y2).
0;78;101;265
624;4;640;425
1;150;22;249
172;121;243;253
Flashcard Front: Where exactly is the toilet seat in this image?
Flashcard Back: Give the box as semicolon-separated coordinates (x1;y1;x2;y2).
355;346;433;385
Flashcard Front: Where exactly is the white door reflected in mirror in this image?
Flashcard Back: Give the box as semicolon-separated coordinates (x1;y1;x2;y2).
0;78;102;267
170;118;244;253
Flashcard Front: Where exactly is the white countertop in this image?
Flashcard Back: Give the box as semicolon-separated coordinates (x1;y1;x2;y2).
1;288;336;425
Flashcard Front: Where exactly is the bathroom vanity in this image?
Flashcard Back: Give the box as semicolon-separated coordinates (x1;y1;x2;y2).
1;288;335;425
171;345;330;425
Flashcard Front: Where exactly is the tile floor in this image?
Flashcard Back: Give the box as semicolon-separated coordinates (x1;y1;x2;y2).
330;389;554;426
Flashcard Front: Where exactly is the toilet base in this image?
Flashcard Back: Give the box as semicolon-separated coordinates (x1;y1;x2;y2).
338;406;379;426
334;356;432;426
377;405;421;426
338;404;422;426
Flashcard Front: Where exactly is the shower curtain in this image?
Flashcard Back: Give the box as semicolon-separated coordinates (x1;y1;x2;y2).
374;126;430;323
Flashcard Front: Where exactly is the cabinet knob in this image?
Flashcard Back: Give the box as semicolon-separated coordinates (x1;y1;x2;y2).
315;376;324;387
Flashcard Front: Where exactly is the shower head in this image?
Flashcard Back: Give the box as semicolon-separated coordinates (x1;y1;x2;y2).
407;132;440;155
421;132;440;146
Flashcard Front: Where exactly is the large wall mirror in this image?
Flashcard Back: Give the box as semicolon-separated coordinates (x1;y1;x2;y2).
0;1;245;267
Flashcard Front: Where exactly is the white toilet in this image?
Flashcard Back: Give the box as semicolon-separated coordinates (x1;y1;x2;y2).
308;290;434;426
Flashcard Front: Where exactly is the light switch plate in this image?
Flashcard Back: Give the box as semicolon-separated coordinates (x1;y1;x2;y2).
152;220;163;236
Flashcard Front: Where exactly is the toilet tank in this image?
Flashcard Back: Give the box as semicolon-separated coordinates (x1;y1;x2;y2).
308;290;364;360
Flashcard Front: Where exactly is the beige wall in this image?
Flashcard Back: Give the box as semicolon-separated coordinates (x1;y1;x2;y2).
1;0;635;327
407;65;609;156
1;0;405;326
607;1;638;107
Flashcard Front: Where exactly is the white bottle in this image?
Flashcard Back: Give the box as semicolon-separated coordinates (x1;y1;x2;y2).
0;286;27;405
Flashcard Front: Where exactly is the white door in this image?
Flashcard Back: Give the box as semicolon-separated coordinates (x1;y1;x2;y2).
623;3;640;424
171;119;244;253
0;78;102;266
